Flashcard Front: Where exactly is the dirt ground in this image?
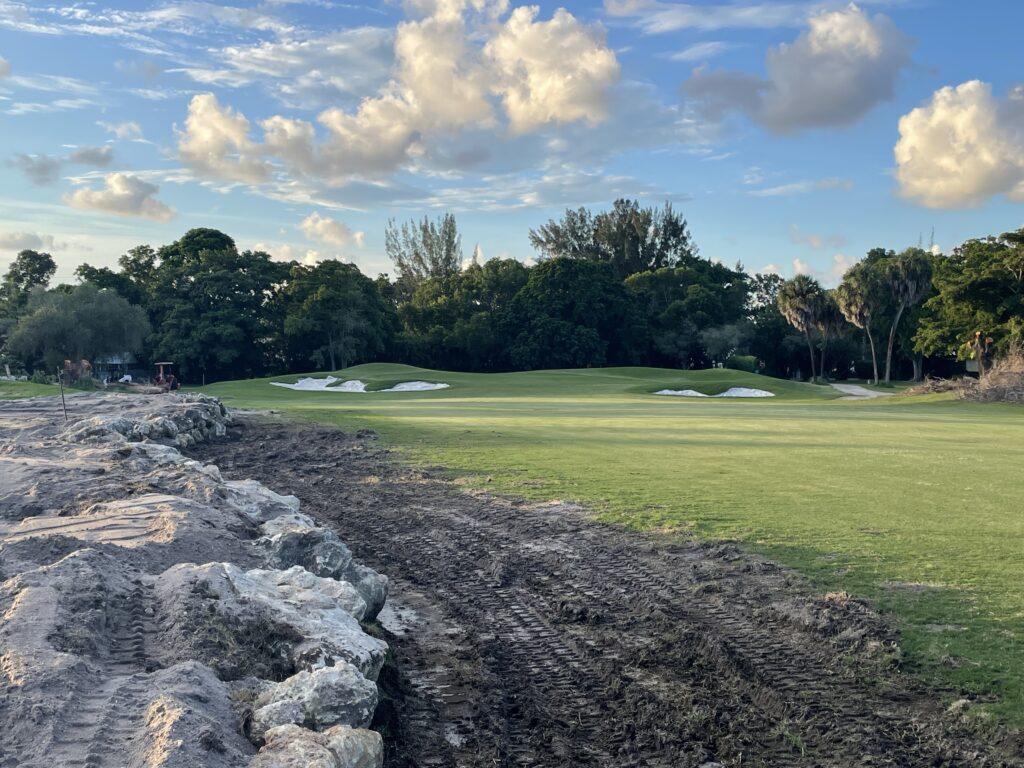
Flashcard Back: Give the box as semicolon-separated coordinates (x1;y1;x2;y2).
189;414;1020;768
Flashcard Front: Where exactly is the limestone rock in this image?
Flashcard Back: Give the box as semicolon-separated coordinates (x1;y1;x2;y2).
155;562;386;679
251;724;383;768
250;664;378;742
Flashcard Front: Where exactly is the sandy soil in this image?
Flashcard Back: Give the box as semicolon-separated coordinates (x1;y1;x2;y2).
0;394;388;768
831;383;896;400
190;415;1021;768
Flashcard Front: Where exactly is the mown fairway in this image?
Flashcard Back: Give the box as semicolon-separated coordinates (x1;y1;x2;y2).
0;381;57;399
205;364;1024;725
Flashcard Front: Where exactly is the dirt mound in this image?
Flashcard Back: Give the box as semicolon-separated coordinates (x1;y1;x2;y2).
0;393;389;768
191;417;1024;768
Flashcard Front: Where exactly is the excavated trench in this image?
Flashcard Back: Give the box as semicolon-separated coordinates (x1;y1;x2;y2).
189;415;1021;768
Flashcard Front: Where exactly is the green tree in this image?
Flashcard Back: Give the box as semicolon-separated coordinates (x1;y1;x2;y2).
530;199;698;279
282;260;395;371
146;230;291;382
385;213;462;300
507;258;638;370
884;248;933;383
915;232;1024;360
815;290;847;380
837;262;885;384
6;283;150;371
777;275;824;381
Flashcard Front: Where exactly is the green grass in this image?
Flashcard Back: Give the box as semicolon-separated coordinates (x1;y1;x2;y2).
203;363;1024;727
0;380;58;399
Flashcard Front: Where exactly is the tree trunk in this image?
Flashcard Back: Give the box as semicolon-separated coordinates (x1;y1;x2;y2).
819;332;830;383
327;330;336;371
805;331;817;382
884;303;906;384
912;354;923;382
866;328;879;385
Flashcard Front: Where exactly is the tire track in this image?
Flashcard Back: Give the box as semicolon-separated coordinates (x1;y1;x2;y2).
189;418;1019;768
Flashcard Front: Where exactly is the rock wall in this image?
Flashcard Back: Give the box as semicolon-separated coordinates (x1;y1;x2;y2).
0;392;388;768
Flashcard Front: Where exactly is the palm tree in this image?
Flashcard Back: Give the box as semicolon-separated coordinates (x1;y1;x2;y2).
837;263;884;384
815;290;846;381
777;274;824;381
884;248;933;383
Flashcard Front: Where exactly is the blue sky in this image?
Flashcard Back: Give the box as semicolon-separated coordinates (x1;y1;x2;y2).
1;0;1022;285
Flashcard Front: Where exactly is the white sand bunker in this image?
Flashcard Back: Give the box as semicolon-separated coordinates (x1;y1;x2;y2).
656;387;775;398
271;376;367;392
271;377;449;393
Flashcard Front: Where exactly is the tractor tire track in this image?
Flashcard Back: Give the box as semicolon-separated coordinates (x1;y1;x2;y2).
189;417;1019;768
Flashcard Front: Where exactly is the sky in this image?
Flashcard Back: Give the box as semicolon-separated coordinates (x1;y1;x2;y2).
0;0;1022;285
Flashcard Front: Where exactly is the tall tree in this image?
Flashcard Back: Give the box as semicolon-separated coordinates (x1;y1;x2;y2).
7;283;150;371
282;260;394;371
836;262;884;384
777;275;824;381
530;200;698;279
815;290;847;380
385;213;462;300
914;232;1024;360
884;248;933;383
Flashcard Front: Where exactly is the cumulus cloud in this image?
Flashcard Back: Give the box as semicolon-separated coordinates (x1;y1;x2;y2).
177;93;270;183
0;231;64;252
69;146;114;166
98;120;143;140
65;173;175;221
485;6;619;134
253;242;331;266
683;4;912;133
176;1;620;184
0;55;9;77
299;212;365;247
9;154;63;185
895;80;1024;209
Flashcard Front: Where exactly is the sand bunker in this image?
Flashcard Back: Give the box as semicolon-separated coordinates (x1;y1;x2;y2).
271;376;367;392
380;381;449;392
271;377;448;393
655;387;775;398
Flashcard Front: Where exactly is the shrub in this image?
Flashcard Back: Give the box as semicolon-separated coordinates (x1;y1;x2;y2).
854;361;875;380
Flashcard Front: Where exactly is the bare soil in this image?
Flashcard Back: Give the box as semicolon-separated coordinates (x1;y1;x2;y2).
189;415;1020;768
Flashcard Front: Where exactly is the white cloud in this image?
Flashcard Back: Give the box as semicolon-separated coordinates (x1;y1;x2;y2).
0;55;9;77
605;0;806;33
792;253;856;285
299;212;365;247
669;41;738;62
177;93;270;183
750;177;853;197
253;241;332;266
176;2;622;184
485;6;620;134
0;231;64;252
65;172;175;221
895;80;1024;209
98;120;143;140
789;224;847;249
6;98;95;115
683;4;912;133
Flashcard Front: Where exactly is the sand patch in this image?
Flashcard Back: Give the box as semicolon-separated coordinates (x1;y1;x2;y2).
655;387;775;398
270;378;449;393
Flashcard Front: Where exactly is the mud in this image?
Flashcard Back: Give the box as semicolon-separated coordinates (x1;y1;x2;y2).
189;415;1021;768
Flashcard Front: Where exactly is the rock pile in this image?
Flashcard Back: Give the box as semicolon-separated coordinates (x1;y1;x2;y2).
0;392;388;768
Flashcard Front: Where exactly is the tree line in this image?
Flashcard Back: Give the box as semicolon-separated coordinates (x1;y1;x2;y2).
1;200;1020;384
